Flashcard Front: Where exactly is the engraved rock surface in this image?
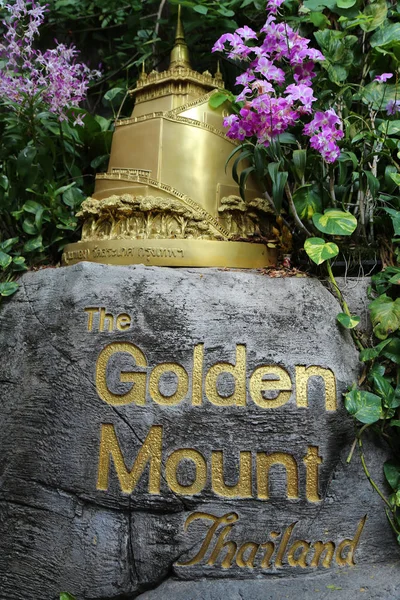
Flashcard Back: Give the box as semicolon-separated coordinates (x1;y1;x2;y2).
0;263;399;599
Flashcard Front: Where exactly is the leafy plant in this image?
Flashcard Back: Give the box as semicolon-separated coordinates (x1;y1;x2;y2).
344;267;400;542
0;0;111;300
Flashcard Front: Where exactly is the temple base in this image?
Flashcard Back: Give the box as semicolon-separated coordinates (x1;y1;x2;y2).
62;238;277;268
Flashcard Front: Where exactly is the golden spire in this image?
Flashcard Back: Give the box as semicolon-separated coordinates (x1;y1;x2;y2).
169;4;191;69
138;60;147;81
215;60;223;84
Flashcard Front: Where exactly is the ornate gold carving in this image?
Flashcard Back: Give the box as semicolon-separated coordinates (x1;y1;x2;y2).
78;194;224;242
78;190;274;244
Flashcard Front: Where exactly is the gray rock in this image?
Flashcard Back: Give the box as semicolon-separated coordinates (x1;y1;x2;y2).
0;264;398;600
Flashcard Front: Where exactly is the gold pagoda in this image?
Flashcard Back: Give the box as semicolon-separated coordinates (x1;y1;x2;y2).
62;6;277;268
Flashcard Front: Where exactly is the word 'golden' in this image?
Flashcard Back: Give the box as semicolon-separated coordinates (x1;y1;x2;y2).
97;424;322;502
177;512;366;570
95;342;337;410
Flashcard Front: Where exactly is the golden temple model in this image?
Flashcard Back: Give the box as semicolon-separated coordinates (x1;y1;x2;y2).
62;6;278;268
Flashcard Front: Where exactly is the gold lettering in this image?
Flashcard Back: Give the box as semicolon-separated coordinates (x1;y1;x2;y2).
149;362;189;405
96;342;147;406
310;541;335;567
249;365;292;408
303;446;322;503
295;365;337;411
205;344;246;406
116;313;131;331
275;523;296;567
287;540;311;567
99;307;114;332
207;526;237;568
336;516;367;566
96;424;162;494
84;307;99;331
177;512;238;566
166;449;207;495
192;344;204;406
256;452;299;500
211;451;252;498
260;538;277;569
236;542;259;568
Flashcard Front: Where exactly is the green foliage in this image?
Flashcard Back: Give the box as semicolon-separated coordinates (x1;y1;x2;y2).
336;312;360;329
60;594;76;600
312;209;358;236
0;99;112;299
344;388;382;424
345;270;400;541
304;237;339;264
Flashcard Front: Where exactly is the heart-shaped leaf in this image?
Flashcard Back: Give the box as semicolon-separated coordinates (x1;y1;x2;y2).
345;389;382;424
369;294;400;339
384;461;400;490
293;185;322;220
304;237;339;265
0;281;19;297
0;250;12;269
312;209;357;236
337;312;360;329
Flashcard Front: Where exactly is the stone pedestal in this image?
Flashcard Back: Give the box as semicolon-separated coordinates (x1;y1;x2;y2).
0;264;399;599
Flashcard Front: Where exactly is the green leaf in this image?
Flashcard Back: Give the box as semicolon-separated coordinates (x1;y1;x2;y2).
22;218;38;236
0;174;9;190
337;0;356;7
23;200;43;215
239;166;255;200
365;171;380;197
23;235;43;253
369;294;400;339
303;0;337;11
293;185;322;220
384;461;400;490
360;0;387;32
63;186;84;208
0;281;19;297
12;256;27;271
218;6;235;16
103;87;125;104
90;154;109;169
390;173;400;187
382;337;400;364
276;133;297;144
0;250;12;269
339;151;358;169
337;312;360;329
60;594;76;600
371;373;397;407
292;149;307;182
304;237;339;265
384;208;400;236
193;4;208;14
360;339;391;361
209;91;230;109
309;11;330;27
312;209;357;236
272;171;288;214
17;146;37;177
379;120;400;136
345;389;382;424
362;82;399;110
0;237;18;253
370;22;400;47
